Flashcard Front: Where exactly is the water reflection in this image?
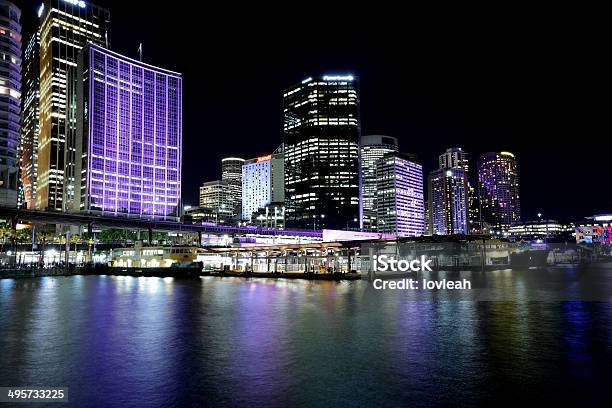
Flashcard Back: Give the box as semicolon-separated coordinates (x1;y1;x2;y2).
0;272;611;407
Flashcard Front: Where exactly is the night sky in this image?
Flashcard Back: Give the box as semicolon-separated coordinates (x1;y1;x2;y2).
17;1;609;220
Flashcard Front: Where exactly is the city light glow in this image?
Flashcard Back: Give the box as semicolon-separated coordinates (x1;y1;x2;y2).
594;215;612;222
323;75;354;81
64;0;86;7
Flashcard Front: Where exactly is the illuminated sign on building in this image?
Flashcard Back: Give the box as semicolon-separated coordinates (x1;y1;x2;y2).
257;154;272;163
576;225;612;244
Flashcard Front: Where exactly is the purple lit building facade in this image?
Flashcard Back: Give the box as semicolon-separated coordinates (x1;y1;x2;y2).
376;152;424;237
71;44;182;220
428;167;469;235
477;151;520;231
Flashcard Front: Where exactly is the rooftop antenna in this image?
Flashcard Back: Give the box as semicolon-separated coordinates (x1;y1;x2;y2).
105;30;108;48
138;43;143;62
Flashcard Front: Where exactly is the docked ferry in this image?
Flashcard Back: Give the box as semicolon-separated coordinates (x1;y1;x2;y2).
110;245;205;269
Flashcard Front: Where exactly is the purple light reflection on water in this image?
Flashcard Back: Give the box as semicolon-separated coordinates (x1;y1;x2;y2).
1;273;611;406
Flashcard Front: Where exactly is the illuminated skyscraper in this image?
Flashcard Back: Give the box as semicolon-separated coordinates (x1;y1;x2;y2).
477;151;521;231
360;135;398;231
438;147;480;233
36;0;110;210
71;44;182;221
376;152;424;237
428;168;469;235
19;32;39;209
221;157;244;219
283;75;360;229
0;0;21;207
241;149;284;221
199;180;233;224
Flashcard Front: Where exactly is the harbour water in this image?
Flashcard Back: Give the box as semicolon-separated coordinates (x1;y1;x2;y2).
1;267;611;407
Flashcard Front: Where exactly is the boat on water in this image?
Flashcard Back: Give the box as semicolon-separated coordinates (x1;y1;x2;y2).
109;244;204;277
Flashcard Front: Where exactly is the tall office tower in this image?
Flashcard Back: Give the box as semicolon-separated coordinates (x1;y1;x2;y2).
360;135;399;231
283;75;360;229
478;151;521;231
36;0;110;211
0;0;20;207
428;168;469;235
71;44;182;221
19;32;40;209
221;157;244;219
199;180;234;224
241;149;284;221
376;152;424;237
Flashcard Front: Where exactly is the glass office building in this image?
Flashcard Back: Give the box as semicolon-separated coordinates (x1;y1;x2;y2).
221;157;244;219
283;75;360;230
36;0;110;210
199;180;234;224
19;32;39;209
71;44;182;221
360;135;399;231
478;151;521;231
376;152;424;237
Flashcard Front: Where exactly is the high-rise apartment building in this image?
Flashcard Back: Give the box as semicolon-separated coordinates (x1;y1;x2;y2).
438;147;480;233
241;149;284;221
70;44;182;221
360;135;398;231
376;152;424;237
0;0;21;207
428;167;469;235
36;0;110;210
283;75;360;230
478;151;521;231
19;32;39;209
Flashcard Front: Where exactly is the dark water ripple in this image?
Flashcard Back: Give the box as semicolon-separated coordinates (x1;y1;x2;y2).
1;272;611;407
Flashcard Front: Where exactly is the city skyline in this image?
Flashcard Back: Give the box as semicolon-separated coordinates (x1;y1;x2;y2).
2;4;611;408
13;0;610;221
